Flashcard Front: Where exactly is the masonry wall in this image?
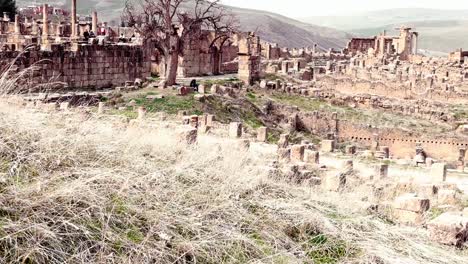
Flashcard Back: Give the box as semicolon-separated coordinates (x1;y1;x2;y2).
317;75;468;104
0;43;151;90
296;111;467;162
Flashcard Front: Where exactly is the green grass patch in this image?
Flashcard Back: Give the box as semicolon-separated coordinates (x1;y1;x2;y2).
264;73;285;82
241;111;264;129
202;77;240;88
305;234;353;264
130;93;203;115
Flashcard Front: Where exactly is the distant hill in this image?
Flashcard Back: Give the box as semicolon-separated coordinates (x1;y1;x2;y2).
300;8;468;31
299;8;468;53
17;0;350;49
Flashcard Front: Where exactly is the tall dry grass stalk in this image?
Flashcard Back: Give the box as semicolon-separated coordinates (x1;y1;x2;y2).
0;100;466;263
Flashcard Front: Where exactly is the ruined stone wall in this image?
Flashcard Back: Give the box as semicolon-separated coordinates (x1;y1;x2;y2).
345;38;376;55
317;75;468;104
0;43;150;90
290;108;466;162
338;123;467;162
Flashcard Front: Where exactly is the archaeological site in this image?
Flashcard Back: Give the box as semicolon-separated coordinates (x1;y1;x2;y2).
0;0;467;263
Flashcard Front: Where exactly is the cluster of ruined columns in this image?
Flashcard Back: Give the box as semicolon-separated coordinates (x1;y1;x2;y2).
39;0;99;50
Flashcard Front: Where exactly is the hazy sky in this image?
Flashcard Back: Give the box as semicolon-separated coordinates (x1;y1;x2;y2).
221;0;468;17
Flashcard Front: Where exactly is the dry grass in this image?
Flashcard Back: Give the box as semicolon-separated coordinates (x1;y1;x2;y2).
0;100;466;263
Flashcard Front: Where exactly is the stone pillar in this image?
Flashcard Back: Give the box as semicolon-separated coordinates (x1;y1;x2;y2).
92;11;98;33
430;163;447;183
14;14;20;34
458;148;466;172
56;24;61;36
137;107;146;120
257;127;268;142
71;0;77;39
413;33;418;55
97;102;105;114
32;20;38;35
42;4;49;36
229;122;242;138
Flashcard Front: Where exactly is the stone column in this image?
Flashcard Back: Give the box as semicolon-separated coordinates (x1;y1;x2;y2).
71;0;77;39
56;24;61;36
413;33;418;55
32;20;38;35
14;14;20;34
42;4;49;36
92;11;98;33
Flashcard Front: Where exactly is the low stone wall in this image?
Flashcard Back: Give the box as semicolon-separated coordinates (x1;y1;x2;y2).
317;75;468;105
294;109;466;162
0;43;151;90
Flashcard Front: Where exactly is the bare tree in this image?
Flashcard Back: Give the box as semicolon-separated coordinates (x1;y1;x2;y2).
123;0;237;86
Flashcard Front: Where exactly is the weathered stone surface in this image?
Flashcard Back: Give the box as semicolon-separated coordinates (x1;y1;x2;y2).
304;150;319;164
178;127;197;145
393;209;425;225
345;145;356;155
277;148;291;162
376;164;389;179
278;134;289;148
431;163;447;183
428;212;468;247
323;173;346;191
394;194;430;213
437;190;460;206
290;145;305;162
257;127;268;142
229;122;242;138
321;140;334;153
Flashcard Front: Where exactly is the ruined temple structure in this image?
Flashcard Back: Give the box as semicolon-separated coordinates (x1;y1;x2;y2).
0;1;267;89
344;27;419;60
448;48;468;63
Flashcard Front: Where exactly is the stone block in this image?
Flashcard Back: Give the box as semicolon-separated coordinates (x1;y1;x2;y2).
277;148;291;162
438;190;459;206
257;127;268;142
137;107;146;120
431;163;447;183
190;115;199;128
393;209;424;225
237;139;250;150
59;102;69;111
376;164;389;179
278;134;289;148
323;173;346;192
206;115;215;127
304;150;319;164
428;212;468;247
290;145;305;162
321;140;334;153
229;122;242;138
198;84;206;94
178;127;197;145
394;194;430;213
345;145;356;155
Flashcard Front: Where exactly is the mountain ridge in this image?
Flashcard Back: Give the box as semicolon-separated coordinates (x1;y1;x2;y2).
17;0;350;49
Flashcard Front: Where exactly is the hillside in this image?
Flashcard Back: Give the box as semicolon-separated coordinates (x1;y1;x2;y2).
0;94;467;263
299;8;468;53
300;8;468;31
17;0;350;49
